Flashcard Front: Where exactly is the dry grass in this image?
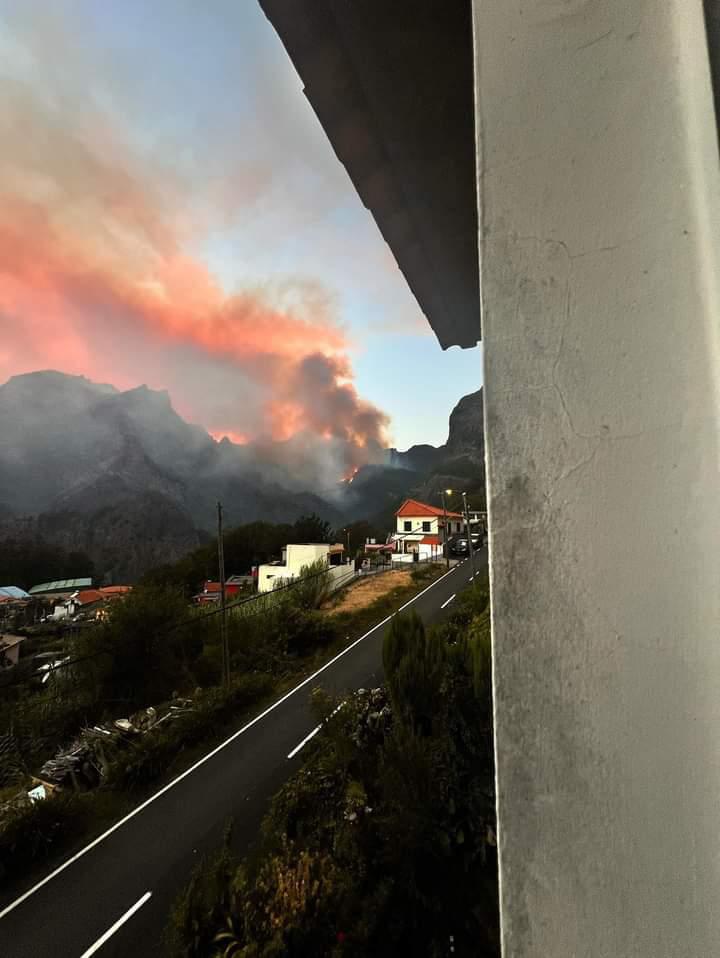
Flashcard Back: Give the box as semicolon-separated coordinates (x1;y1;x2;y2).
325;570;413;616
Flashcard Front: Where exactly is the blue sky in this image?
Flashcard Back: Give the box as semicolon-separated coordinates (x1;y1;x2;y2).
0;0;482;449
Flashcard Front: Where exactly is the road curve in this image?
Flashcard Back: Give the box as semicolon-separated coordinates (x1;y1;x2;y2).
0;556;484;957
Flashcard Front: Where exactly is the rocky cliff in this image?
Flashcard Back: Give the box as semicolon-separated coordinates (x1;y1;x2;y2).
342;387;486;522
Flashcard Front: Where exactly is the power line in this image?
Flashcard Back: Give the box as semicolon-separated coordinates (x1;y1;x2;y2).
2;547;440;694
0;562;356;691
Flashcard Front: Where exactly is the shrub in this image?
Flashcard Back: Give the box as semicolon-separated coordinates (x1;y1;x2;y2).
166;826;236;958
382;611;446;735
284;559;333;613
0;792;88;880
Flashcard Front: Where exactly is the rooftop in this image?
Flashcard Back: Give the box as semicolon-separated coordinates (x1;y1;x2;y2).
259;0;479;349
396;498;464;519
0;586;31;601
75;590;105;605
29;578;93;595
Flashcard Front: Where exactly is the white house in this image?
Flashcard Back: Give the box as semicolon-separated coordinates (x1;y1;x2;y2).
391;498;466;563
257;543;349;594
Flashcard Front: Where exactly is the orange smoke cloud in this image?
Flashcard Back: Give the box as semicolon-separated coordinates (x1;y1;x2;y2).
0;70;389;471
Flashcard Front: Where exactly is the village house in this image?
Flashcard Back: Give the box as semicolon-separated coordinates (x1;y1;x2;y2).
52;586;132;622
257;543;348;594
29;578;94;603
391;498;466;563
193;575;254;605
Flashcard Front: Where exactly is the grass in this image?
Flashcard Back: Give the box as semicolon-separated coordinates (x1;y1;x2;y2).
325;561;446;647
324;568;413;615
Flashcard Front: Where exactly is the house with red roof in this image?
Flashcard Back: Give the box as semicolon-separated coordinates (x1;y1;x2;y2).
391;498;466;562
51;585;133;621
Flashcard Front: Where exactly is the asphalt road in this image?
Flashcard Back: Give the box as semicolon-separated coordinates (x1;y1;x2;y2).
0;555;485;957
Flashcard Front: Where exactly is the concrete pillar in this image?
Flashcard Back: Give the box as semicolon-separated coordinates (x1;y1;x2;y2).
473;2;720;956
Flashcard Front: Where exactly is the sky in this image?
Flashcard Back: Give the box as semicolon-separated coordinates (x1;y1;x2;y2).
0;0;482;455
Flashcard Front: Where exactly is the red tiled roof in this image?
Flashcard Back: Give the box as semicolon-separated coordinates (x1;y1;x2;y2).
396;498;463;519
99;586;132;596
420;535;443;545
77;590;104;605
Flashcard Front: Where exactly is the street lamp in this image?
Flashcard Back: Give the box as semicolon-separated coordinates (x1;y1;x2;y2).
440;488;453;569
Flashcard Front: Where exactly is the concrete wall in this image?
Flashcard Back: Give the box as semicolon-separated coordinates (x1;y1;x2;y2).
473;1;720;955
257;550;353;594
284;543;330;572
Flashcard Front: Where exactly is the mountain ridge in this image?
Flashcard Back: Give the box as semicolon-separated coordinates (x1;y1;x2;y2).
0;371;485;580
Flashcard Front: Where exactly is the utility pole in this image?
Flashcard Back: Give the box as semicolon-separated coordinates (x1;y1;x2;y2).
462;490;477;582
217;501;229;687
441;488;452;570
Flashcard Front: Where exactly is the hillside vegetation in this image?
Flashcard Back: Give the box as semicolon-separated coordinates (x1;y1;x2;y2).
168;587;499;957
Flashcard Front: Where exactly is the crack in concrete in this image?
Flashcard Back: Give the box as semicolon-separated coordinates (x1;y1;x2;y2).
576;28;614;52
556;442;601;485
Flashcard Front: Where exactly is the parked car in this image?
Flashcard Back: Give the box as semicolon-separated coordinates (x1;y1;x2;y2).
450;536;469;555
451;534;484;555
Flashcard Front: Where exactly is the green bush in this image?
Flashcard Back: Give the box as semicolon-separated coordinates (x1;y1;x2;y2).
165;826;236;958
382;611;446;735
283;559;334;613
0;792;89;880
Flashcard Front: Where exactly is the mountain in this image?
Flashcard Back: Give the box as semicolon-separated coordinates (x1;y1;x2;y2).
0;372;485;581
0;371;343;582
342;388;485;524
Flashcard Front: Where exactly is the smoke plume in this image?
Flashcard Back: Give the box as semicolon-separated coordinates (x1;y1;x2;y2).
0;11;390;481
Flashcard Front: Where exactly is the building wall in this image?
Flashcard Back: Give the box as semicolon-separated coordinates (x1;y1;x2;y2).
257;544;351;594
395;515;466;535
395;515;440;535
391;542;442;563
285;544;331;574
474;1;720;955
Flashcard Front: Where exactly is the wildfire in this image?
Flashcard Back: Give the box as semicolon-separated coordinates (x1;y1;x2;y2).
210;429;249;445
343;466;359;484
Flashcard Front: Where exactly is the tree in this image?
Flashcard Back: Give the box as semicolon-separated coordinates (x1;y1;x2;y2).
382;611;446;735
73;585;204;710
291;514;332;544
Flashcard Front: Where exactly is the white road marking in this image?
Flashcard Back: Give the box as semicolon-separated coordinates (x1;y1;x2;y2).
79;891;152;957
0;565;457;921
287;701;346;759
441;594;456;609
397;567;454;612
287;724;322;758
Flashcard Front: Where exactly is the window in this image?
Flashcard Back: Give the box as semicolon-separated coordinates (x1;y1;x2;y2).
404;520;411;531
422;521;431;532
